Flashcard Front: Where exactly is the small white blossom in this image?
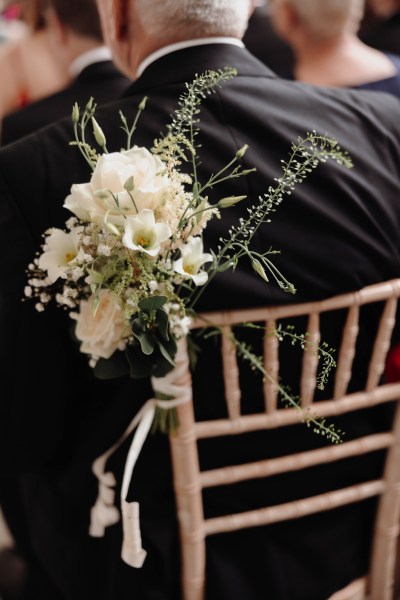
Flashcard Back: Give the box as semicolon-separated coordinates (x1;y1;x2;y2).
98;244;112;256
66;217;78;230
24;286;32;297
56;293;76;308
148;280;158;292
35;303;45;312
122;209;171;256
76;248;94;263
38;227;83;283
172;315;192;337
173;237;212;286
71;267;85;282
29;277;50;288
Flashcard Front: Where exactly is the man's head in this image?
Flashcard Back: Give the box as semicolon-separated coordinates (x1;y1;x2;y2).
269;0;365;44
96;0;253;79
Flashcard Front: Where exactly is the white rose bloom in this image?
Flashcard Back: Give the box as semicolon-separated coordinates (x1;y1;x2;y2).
38;227;82;283
173;237;212;286
122;209;171;257
64;147;170;226
73;290;127;359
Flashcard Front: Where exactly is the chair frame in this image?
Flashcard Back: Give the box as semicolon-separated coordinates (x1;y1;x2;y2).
169;279;400;600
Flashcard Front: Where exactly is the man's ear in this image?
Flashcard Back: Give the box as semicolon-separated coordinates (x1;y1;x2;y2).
113;0;129;41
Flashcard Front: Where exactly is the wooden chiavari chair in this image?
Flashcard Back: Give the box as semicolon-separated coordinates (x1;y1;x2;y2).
169;279;400;600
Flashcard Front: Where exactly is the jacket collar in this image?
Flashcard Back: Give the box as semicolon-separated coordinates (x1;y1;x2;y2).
121;43;277;98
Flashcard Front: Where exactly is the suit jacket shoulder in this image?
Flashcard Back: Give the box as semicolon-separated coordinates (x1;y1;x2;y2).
0;60;130;146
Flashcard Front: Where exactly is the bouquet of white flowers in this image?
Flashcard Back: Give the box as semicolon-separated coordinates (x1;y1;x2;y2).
24;68;353;567
26;68;351;433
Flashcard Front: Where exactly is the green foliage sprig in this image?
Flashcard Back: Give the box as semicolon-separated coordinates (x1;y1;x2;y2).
232;334;343;444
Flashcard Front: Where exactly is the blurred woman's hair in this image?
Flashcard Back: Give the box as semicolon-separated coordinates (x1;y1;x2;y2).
47;0;103;41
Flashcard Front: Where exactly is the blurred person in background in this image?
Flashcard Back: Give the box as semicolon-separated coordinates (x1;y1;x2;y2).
0;0;128;595
243;0;294;77
0;0;129;144
0;0;70;119
269;0;400;97
0;0;128;596
361;0;400;57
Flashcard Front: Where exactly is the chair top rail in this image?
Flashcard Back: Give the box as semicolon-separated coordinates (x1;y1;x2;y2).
191;279;400;330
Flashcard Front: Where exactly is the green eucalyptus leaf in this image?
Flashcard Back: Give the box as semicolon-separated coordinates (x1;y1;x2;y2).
131;318;146;337
155;309;169;341
131;321;155;355
138;332;155;355
138;296;168;313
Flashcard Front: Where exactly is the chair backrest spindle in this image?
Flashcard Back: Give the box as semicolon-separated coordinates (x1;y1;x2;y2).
300;312;320;406
334;304;360;400
221;325;241;420
263;319;279;413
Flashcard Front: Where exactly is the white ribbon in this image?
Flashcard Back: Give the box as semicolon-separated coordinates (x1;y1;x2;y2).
89;338;191;568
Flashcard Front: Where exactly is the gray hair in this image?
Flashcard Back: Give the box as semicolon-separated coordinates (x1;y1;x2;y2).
283;0;365;39
134;0;252;40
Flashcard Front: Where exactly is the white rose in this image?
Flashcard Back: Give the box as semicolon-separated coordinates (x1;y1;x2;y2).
73;290;128;359
64;147;170;226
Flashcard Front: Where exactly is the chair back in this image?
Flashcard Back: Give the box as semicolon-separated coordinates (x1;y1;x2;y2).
169;279;400;600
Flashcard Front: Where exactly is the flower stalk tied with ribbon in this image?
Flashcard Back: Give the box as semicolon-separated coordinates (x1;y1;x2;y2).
25;69;352;568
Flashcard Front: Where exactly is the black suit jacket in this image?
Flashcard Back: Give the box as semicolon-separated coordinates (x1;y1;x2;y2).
0;60;129;145
1;44;400;600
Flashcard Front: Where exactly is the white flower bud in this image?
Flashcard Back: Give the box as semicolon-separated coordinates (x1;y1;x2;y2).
236;145;248;159
92;117;106;148
252;259;269;282
218;195;247;209
138;96;148;111
72;102;80;123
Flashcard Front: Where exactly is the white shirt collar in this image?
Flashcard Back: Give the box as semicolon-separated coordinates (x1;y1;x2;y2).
137;37;245;79
69;46;112;78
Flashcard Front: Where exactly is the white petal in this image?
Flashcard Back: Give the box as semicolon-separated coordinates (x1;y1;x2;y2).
191;271;208;286
154;222;172;242
136;208;156;228
173;258;186;276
